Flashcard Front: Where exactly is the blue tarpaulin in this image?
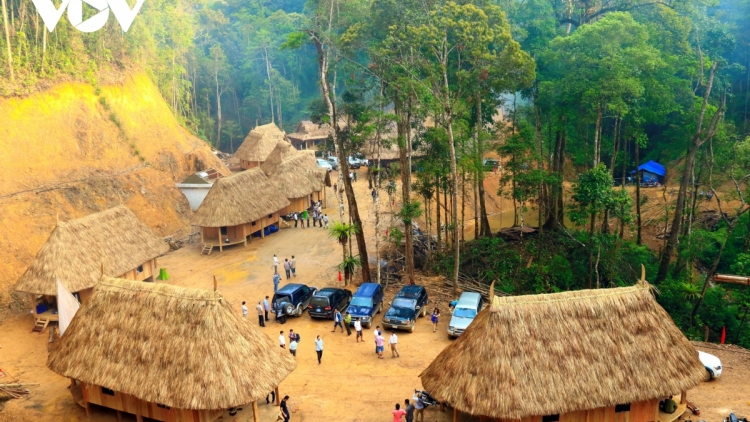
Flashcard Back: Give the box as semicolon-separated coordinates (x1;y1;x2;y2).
638;160;666;177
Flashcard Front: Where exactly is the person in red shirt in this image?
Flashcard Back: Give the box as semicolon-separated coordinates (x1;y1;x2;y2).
392;403;407;422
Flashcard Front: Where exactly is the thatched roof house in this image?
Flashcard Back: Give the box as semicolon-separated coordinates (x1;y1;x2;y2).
191;168;289;253
234;123;286;169
15;206;168;330
286;120;331;150
420;280;706;422
48;276;296;422
261;141;330;212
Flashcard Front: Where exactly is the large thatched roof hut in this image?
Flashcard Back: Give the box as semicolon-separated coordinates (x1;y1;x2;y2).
286;120;331;150
420;279;706;422
191;168;289;253
48;276;296;422
235;122;286;169
15;206;168;330
261;141;331;212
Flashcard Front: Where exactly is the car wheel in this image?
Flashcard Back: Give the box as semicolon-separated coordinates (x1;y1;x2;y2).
284;303;295;315
704;367;714;381
409;325;415;333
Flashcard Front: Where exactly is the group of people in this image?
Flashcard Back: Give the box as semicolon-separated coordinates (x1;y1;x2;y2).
392;394;427;422
291;202;328;229
278;329;325;365
240;296;273;327
272;254;296;288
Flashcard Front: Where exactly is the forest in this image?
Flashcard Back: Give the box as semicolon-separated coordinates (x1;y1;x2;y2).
1;0;749;347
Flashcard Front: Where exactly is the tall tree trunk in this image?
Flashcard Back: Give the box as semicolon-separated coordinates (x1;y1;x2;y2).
473;172;479;240
476;98;491;237
656;62;723;282
544;122;566;230
635;140;643;245
593;103;603;166
1;0;12;82
215;77;222;149
396;97;415;284
436;175;442;252
534;92;544;234
461;170;465;243
263;46;276;124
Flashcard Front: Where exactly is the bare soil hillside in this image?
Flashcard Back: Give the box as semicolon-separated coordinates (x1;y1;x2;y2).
0;73;228;319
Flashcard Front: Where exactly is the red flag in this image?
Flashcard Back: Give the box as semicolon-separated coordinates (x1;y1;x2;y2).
338;271;342;282
721;326;726;344
385;228;389;237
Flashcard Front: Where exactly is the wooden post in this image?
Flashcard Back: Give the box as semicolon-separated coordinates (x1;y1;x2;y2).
213;275;218;292
82;382;91;419
453;407;458;422
243;224;247;247
704;326;709;342
30;294;37;319
680;391;687;404
252;401;260;422
275;387;280;406
440;402;445;412
200;227;204;248
69;378;76;389
261;218;265;238
116;410;122;422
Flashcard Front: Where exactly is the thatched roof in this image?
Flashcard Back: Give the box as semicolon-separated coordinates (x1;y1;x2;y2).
286;120;331;142
15;206;169;296
234;123;286;163
260;140;299;176
47;277;296;409
419;281;705;419
191;168;289;227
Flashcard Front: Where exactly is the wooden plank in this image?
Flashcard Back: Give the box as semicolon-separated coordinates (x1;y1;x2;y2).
713;274;750;285
253;401;260;422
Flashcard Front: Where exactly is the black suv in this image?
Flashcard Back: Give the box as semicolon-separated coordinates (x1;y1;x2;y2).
382;285;429;332
272;283;318;320
308;288;352;319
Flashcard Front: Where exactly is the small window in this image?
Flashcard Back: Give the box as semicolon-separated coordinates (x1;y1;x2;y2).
615;403;630;413
542;415;560;422
268;214;273;218
136;265;144;274
157;403;171;410
220;226;228;235
101;387;115;396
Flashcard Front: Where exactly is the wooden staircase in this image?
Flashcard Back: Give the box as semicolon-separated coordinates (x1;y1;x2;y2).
32;318;50;334
201;245;213;255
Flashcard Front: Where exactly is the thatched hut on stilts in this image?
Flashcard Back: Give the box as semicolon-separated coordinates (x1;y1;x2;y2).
14;206;169;332
191;168;289;254
234;123;286;169
47;276;296;422
420;272;706;422
261;140;331;212
285;120;332;150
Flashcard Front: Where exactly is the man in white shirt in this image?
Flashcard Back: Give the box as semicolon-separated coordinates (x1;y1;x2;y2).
389;331;400;358
279;330;286;349
412;392;425;422
256;302;265;327
354;318;363;342
373;326;381;354
263;296;270;321
289;338;298;357
241;301;248;318
315;335;324;364
273;254;279;274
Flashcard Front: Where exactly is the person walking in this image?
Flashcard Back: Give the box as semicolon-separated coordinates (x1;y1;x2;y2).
374;326;381;353
392;403;406;422
375;332;385;359
273;254;279;274
412;392;425;422
293;212;299;228
431;307;441;333
389;331;400;358
279;331;286;349
256;302;265;327
263;296;270;321
306;209;311;227
283;259;291;279
280;395;290;422
323;214;329;229
290;256;297;277
315;335;324;364
343;311;352;336
404;399;415;422
332;309;343;333
354;318;363;342
273;272;281;292
241;301;248;318
289;337;298;357
371;188;377;202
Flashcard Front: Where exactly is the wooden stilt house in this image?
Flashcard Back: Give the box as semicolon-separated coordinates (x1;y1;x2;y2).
15;206;169;332
286;120;332;150
47;276;296;422
191;168;289;254
234;123;286;169
420;273;707;422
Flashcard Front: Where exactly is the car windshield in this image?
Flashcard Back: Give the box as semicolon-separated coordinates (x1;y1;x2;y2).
453;307;477;318
311;297;330;307
350;296;372;307
392;298;416;308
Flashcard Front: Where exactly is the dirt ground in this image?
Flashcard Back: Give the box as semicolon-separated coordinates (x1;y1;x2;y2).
1;168;748;422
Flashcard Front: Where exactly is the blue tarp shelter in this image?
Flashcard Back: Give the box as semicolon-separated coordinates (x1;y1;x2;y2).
632;160;666;184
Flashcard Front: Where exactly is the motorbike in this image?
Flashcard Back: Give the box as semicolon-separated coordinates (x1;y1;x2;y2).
414;389;439;408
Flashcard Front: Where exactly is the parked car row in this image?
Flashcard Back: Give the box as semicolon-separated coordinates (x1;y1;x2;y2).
315;155;370;172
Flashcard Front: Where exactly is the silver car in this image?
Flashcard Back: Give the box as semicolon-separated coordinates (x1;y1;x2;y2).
447;292;484;338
